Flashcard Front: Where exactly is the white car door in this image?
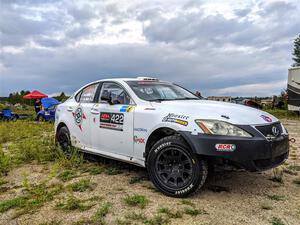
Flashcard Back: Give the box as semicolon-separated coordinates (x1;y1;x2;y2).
90;82;135;157
70;82;99;149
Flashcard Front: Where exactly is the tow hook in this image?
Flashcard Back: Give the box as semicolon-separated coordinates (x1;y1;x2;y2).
289;138;296;143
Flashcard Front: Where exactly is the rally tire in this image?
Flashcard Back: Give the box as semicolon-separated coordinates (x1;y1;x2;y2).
57;126;71;151
147;135;208;197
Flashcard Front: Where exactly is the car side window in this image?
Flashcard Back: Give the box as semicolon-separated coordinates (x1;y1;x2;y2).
99;82;132;105
79;83;99;103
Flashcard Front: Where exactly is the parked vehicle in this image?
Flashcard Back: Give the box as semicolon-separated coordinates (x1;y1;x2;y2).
287;66;300;113
0;109;19;121
55;77;289;197
36;98;60;122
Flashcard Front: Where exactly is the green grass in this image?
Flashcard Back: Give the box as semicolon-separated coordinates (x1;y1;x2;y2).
69;179;96;192
180;199;195;207
124;194;149;208
293;177;300;186
267;194;285;201
84;166;104;175
264;109;299;120
129;176;144;184
57;170;77;182
93;202;112;224
105;166;123;175
55;195;95;211
184;207;207;216
158;207;183;219
125;212;146;221
144;214;170;225
271;217;285;225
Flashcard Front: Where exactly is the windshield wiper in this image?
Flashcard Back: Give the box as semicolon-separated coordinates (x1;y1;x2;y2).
173;97;200;100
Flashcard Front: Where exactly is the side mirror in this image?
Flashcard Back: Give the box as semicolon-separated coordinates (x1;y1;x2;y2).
101;91;113;104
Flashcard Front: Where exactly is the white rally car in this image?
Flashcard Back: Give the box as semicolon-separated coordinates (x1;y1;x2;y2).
55;77;289;197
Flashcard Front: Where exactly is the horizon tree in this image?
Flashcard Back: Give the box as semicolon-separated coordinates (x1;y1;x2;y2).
292;34;300;66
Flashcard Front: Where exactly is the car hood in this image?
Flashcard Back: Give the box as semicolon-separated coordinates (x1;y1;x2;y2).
150;100;278;125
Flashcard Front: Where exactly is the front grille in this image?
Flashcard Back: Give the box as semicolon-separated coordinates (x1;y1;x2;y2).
255;122;282;138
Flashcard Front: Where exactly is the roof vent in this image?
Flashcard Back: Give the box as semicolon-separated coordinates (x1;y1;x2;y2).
137;77;159;81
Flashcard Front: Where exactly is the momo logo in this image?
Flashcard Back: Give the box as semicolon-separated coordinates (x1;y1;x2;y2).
272;126;280;136
261;115;272;123
72;107;86;131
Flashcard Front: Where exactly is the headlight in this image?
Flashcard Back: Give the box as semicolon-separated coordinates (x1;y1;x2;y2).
195;120;252;137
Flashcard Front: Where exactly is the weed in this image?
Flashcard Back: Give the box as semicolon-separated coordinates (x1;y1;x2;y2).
84;166;104;175
0;197;27;213
93;202;112;224
271;217;285;225
180;199;195;207
0;177;8;186
184;207;207;216
57;170;77;182
124;195;149;208
158;207;183;218
267;194;285;201
144;214;170;225
105;166;122;175
69;179;96;192
269;168;284;183
129;176;144;184
0;147;11;175
293;177;300;186
55;195;95;211
125;212;146;221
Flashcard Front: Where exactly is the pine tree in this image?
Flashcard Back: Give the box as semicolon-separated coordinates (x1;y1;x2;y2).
292;35;300;66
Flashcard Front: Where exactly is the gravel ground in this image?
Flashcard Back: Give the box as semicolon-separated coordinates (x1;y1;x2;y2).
0;120;299;225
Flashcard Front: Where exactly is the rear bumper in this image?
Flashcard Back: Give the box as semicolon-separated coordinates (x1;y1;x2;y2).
179;126;289;171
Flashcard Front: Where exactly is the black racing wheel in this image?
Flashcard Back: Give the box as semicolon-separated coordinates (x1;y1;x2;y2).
147;135;208;197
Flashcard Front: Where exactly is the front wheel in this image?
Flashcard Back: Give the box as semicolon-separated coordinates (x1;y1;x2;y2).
147;135;208;197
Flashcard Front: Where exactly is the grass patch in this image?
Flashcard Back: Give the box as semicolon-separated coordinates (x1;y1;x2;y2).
158;207;183;218
265;109;299;120
124;194;149;208
288;164;300;171
69;179;96;192
105;166;122;175
267;194;285;201
144;214;170;225
184;207;207;216
93;202;112;224
271;217;285;225
55;195;95;211
180;199;195;207
129;176;144;184
84;166;104;175
269;168;284;183
293;177;300;186
125;211;146;221
0;177;8;186
57;170;77;182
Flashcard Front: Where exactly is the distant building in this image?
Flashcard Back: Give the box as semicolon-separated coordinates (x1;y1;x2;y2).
207;96;232;102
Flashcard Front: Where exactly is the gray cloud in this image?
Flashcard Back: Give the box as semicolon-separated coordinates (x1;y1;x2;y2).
0;0;299;97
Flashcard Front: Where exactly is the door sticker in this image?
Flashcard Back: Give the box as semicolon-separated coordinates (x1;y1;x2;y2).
100;112;124;131
120;105;135;112
72;106;86;131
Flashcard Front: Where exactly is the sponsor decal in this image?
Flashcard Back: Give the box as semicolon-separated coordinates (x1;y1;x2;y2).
215;144;236;152
261;115;272;123
72;106;86;131
175;184;194;195
134;128;148;132
100;112;124;131
162;113;189;126
144;108;156;110
120;105;135;112
133;135;145;144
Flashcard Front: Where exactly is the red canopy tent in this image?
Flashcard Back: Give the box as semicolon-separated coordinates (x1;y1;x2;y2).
23;90;48;99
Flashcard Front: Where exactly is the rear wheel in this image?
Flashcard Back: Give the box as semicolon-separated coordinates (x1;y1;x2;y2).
57;126;71;151
147;135;208;197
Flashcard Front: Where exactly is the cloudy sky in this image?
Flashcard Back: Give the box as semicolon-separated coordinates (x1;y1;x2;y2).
0;0;299;97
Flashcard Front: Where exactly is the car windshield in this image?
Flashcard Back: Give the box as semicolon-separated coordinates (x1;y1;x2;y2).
126;81;199;101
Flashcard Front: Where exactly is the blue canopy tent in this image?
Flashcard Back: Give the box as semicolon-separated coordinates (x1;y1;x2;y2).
37;98;60;121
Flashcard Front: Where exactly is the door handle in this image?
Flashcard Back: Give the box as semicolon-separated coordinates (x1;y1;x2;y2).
67;107;73;112
91;109;100;114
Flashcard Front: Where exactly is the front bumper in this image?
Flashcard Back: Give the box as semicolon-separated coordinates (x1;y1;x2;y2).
179;124;289;171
